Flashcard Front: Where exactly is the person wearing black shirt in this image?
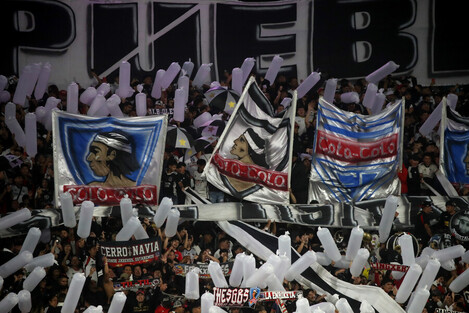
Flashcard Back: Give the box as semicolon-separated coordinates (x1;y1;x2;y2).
160;158;178;204
414;200;433;247
175;162;192;205
435;200;458;234
407;154;421;196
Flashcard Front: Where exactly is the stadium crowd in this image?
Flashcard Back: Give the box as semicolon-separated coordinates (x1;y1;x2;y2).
0;70;469;313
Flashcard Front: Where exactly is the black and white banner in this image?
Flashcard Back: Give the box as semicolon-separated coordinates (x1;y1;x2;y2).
99;237;162;268
173;262;233;279
1;194;468;237
216;220;406;313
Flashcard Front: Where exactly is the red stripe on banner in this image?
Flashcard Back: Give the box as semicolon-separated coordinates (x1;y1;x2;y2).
63;185;158;205
212;153;288;191
276;299;288;313
315;130;398;163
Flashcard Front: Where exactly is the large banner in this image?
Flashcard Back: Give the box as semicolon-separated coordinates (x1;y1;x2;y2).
1;195;468;238
443;108;469;188
204;77;296;204
2;0;467;89
52;111;167;207
309;99;402;203
99;237;162;268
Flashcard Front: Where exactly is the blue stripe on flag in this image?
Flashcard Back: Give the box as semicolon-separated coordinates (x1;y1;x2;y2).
321;122;396;139
318;101;401;126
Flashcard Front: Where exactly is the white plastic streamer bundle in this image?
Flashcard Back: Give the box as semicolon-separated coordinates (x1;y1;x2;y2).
25;113;37;157
161;62;181;89
323;78;337;104
60;192;76;228
181;60;194;78
62;273;86;313
379;195;398;243
240;58;255;84
363;83;378;109
297;72;321;99
67;82;79;114
116;61;132;98
345;226;363;261
395;263;422;303
20;227;41;254
208;261;228;287
151;69;166;99
173;88;186;122
108;292;127;313
185;268;200;300
0;251;33;278
365;61;399;85
77;201;95;239
229;252;245;287
264;55;284;84
284;250;317;281
0;208;31;230
317;227;341;262
193;64;212;88
34;62;52;101
231;68;243;94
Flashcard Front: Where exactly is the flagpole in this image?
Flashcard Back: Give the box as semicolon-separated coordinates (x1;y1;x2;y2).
398;97;405;171
287;90;298;205
439;97;447;173
201;76;255;178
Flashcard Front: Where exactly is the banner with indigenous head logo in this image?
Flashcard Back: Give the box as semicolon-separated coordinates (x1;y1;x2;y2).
204;77;296;204
309;98;403;203
443;107;469;188
52;111;167;207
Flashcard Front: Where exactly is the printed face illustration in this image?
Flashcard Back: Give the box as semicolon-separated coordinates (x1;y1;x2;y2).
87;141;114;177
457;216;469;235
231;134;249;159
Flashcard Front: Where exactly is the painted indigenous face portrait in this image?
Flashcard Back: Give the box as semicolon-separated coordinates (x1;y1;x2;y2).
86;131;139;187
230;128;268;169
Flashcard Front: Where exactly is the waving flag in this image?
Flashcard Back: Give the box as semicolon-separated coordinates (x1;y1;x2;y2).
203;77;296;204
309;99;403;203
53;111;167;207
443;106;469;188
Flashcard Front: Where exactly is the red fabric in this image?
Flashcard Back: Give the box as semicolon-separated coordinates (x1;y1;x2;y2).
155;305;170;313
398;167;408;194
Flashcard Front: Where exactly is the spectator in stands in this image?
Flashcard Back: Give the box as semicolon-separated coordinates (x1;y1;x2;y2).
419;152;438;195
414;200;434;247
